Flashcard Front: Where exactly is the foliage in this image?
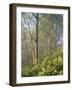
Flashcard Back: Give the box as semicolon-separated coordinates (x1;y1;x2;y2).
22;49;63;77
21;13;63;77
21;13;63;66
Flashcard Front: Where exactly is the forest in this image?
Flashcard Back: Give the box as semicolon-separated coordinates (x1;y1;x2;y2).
21;12;63;77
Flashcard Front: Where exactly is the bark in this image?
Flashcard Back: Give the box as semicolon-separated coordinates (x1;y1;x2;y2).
28;24;37;64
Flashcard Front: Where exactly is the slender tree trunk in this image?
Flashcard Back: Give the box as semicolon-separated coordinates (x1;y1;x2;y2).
28;24;37;64
23;31;30;65
31;13;39;63
36;13;39;61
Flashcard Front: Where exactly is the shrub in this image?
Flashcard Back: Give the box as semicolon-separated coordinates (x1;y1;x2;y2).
22;49;63;77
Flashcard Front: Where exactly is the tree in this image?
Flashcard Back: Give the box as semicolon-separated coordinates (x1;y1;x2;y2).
21;12;63;70
21;12;38;65
38;14;63;58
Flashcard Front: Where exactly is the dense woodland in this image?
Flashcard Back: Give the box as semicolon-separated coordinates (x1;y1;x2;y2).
21;12;63;77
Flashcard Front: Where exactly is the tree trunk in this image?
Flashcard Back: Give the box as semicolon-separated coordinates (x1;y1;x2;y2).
28;24;37;64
